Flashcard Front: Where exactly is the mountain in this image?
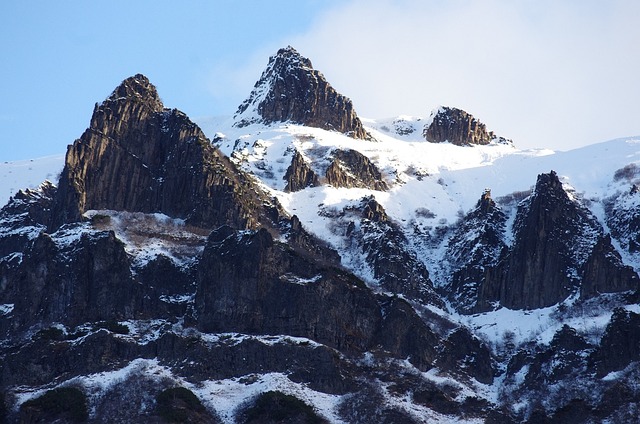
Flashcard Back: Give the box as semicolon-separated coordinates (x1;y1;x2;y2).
234;46;371;140
1;47;640;423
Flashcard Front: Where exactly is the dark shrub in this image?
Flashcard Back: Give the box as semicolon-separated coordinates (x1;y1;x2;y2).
20;387;88;422
156;387;206;423
243;391;325;423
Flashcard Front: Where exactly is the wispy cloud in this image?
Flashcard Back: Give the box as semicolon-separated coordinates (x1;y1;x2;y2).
281;0;640;150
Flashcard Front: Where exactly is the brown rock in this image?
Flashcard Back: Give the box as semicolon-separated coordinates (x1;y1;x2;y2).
50;74;279;231
325;149;388;191
423;106;510;146
235;46;372;140
283;150;320;192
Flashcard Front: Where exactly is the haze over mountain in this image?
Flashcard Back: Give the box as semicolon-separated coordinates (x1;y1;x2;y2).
1;46;640;423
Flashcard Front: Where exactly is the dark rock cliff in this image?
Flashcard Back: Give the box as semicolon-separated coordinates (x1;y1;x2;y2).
0;182;55;257
581;235;639;297
283;150;320;192
50;74;277;231
478;172;599;310
477;171;638;311
234;46;371;140
444;190;508;313
423;106;510;146
325;149;388;191
1;230;135;334
345;196;442;307
194;225;440;369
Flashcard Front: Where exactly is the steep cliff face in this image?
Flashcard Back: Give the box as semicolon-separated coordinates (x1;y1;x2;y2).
283;150;320;192
478;172;600;310
325;149;388;191
423;107;510;146
443;190;508;313
476;171;639;311
51;74;276;231
0;181;55;257
581;235;639;297
234;46;371;140
194;225;440;369
1;230;135;334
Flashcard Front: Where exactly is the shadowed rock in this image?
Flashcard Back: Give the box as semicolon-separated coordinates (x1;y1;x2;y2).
50;74;278;231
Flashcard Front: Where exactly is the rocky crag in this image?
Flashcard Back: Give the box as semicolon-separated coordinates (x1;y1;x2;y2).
234;46;371;140
424;106;510;146
50;74;279;232
0;72;498;423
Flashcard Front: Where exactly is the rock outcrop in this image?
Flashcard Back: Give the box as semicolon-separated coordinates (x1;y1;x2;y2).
50;74;278;231
423;106;510;146
0;181;55;257
325;149;388;191
195;225;439;369
1;230;135;334
283;150;320;192
581;235;639;297
234;46;371;140
444;190;508;313
476;171;639;311
344;196;442;307
478;172;600;310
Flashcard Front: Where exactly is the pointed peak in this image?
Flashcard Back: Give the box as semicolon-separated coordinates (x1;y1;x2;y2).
270;45;313;70
106;74;163;111
234;47;371;139
535;170;562;191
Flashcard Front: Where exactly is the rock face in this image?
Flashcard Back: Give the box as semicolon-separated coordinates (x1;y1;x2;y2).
234;46;371;140
0;182;55;257
581;235;639;297
1;230;135;334
283;150;320;192
477;171;639;311
325;149;388;191
51;74;276;231
444;190;508;313
478;172;594;311
342;196;442;307
423;106;509;146
194;225;439;369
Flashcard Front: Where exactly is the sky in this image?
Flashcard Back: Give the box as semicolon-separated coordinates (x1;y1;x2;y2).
1;0;638;161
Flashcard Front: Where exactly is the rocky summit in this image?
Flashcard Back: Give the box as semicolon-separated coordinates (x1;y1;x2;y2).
424;106;510;146
234;46;371;140
2;47;640;423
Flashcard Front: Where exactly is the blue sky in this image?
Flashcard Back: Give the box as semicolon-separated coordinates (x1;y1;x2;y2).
2;0;639;160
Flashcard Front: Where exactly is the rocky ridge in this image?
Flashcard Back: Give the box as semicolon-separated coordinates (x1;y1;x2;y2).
2;47;640;423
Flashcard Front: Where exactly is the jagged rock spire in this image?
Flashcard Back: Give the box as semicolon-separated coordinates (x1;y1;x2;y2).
50;74;279;230
234;46;371;139
423;106;511;146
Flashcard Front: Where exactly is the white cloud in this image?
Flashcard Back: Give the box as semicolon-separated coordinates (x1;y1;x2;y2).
282;0;640;150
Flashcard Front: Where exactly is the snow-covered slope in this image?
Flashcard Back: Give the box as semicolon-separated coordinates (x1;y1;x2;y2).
0;154;64;206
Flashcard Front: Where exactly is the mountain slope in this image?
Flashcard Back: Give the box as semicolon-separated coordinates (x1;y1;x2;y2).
2;46;640;423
